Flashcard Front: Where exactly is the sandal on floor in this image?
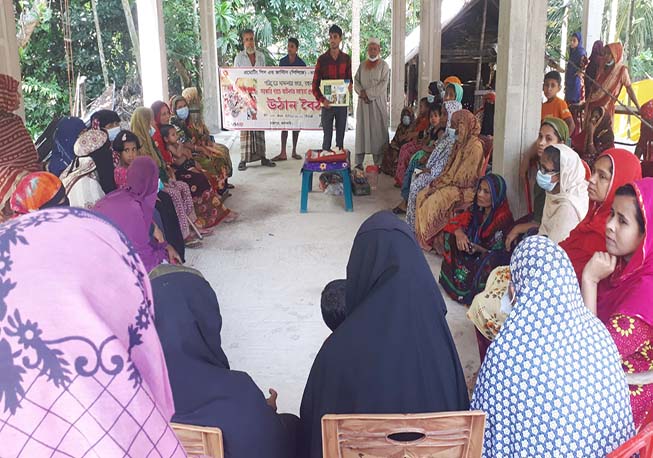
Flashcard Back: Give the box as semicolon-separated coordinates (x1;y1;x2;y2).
220;191;232;202
224;211;239;223
261;158;277;167
227;183;235;189
272;154;287;161
392;206;406;215
238;161;247;171
292;153;302;160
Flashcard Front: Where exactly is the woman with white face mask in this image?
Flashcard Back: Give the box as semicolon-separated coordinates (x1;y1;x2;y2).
380;107;416;176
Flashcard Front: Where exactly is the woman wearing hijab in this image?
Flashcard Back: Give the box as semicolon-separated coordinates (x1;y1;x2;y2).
151;101;175;164
439;174;514;305
48;117;86;177
560;148;641;282
393;97;435;186
10;171;69;214
405;100;463;229
583;40;604;103
151;267;298;458
414;110;485;252
537;144;589;243
299;211;469;458
443;75;462;86
380;107;415;176
444;82;463;103
0;74;40;215
579;106;615;167
59;129;108;208
472;236;634;457
565;32;586;105
94;156;181;271
0;208;185;457
583;178;653;427
636;99;653;162
507;117;570;249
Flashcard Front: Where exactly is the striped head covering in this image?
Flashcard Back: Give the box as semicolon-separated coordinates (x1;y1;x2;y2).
541;116;570;144
10;171;68;214
0;74;20;112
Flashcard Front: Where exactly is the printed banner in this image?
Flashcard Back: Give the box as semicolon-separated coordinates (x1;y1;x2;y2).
219;66;323;130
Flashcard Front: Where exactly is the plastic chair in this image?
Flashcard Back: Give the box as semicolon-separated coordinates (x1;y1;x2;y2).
300;159;353;213
171;423;224;458
321;411;486;458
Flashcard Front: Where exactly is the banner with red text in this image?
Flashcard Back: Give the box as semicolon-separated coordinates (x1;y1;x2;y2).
219;66;322;130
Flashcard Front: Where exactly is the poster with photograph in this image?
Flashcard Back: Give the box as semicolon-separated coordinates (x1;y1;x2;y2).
320;79;350;107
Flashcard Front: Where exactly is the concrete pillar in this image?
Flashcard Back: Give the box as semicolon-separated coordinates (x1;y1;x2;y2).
390;0;406;126
0;2;24;118
136;0;168;107
198;0;221;133
493;0;547;216
418;0;441;98
582;0;606;50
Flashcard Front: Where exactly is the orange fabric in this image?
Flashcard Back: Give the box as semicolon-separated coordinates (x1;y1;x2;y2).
541;97;572;121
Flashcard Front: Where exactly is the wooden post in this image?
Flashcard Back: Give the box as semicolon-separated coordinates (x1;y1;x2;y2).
475;0;488;90
120;0;142;77
91;0;109;87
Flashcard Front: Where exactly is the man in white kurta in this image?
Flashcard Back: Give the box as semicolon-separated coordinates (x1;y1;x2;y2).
354;38;390;168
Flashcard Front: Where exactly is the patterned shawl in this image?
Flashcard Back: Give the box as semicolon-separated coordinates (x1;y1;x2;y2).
471;236;634;457
0;208;184;456
10;171;68;214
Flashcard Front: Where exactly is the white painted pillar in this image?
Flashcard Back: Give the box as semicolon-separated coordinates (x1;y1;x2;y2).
582;0;606;50
0;2;24;119
494;0;547;216
418;0;441;98
198;0;221;133
390;0;406;126
136;0;168;106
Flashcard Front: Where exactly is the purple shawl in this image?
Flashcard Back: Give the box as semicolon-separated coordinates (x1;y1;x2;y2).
94;156;167;271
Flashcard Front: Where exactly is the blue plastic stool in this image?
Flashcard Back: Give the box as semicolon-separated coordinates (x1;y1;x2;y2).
300;160;353;213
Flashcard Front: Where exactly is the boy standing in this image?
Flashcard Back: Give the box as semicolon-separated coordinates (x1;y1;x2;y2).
541;70;575;134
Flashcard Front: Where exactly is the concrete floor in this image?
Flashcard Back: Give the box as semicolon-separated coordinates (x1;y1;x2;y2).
185;129;480;415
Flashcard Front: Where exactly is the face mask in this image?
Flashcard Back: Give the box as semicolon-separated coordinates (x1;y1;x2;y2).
446;127;456;139
402;116;411;126
500;288;514;315
368;55;379;62
107;126;121;142
606;59;615;67
176;107;189;120
536;169;558;192
149;126;156;137
158;179;164;192
427;94;435;104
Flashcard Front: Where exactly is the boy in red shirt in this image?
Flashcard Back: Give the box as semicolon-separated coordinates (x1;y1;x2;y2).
541;71;575;134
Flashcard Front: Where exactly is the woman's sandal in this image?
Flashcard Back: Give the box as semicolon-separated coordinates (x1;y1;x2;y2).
392;206;406;215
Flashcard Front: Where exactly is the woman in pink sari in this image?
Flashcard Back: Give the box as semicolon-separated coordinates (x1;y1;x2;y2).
0;207;185;457
582;178;653;428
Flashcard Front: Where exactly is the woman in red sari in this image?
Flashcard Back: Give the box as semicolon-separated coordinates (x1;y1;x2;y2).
560;148;642;282
582;178;653;428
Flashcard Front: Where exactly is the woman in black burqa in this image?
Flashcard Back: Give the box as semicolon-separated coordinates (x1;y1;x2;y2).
299;211;470;458
151;267;298;458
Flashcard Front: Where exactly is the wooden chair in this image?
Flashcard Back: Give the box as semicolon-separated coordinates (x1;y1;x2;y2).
321;411;486;458
171;423;224;458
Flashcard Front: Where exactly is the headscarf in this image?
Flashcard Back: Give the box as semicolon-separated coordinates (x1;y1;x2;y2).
0;74;40;208
585;40;605;100
93;156;167;272
541;116;570;144
443;75;462;85
428;80;445;100
565;32;586;103
539;144;589;243
423;101;463;178
443;99;463;129
589;42;627;107
480;92;496;136
299;211;469;458
447;82;463;103
638;99;653;160
598;178;653;326
467;173;512;244
48;117;86;177
89;109;120;129
169;95;193;143
10;171;68;214
0;208;184;456
151;268;294;458
59;129;108;193
151;101;174;164
471;236;634;457
560;149;642;281
130;107;166;172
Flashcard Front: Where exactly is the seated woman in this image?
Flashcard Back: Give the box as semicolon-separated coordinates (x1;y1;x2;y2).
94;156;182;271
405;100;463;227
380;106;415;176
635;99;653;162
59;129;110;208
393;97;433;186
299;211;469;458
582;179;653;427
575;106;615;167
439;174;513;305
538;144;589;242
472;236;634;457
507;117;570;246
88;109;122;191
444;82;463;104
560;148;641;282
10;171;69;214
151;266;297;458
414;110;485;252
0;208;184;456
48;116;85;177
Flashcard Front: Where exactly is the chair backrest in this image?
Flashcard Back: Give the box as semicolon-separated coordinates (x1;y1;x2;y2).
321;411;486;458
171;422;224;458
608;421;653;458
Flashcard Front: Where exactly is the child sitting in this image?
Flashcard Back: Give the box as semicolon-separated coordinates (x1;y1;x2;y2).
541;70;575;134
112;130;140;188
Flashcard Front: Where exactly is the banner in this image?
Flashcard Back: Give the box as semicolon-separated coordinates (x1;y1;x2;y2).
219;66;323;130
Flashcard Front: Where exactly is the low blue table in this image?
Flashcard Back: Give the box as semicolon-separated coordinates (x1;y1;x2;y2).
300;160;353;213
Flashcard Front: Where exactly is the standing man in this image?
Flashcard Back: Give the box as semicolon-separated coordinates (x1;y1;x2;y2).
234;29;276;171
273;37;307;161
354;38;390;168
312;25;352;153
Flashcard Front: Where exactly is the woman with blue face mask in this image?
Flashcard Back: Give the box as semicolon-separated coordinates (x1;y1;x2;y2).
380;106;416;176
536;144;589;243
